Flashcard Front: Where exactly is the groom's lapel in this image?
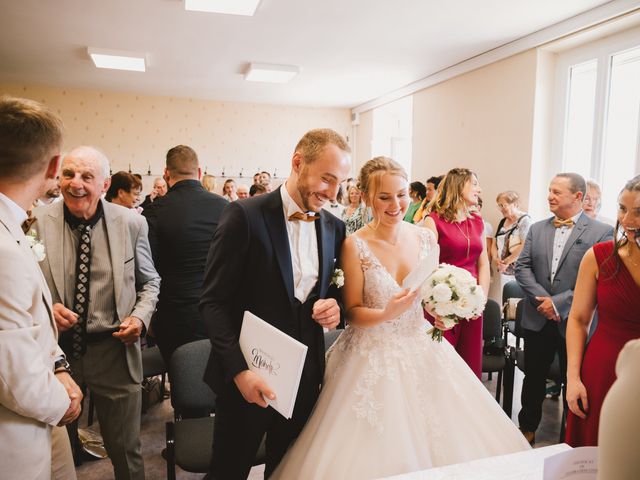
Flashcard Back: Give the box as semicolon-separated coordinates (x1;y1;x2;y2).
316;210;334;299
263;190;295;305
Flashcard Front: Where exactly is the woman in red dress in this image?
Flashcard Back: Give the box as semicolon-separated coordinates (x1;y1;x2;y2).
421;168;490;378
565;175;640;446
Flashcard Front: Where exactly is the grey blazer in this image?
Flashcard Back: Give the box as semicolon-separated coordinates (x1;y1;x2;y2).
514;212;613;337
34;199;160;382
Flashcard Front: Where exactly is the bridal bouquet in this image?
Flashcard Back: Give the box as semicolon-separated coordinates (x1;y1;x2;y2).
422;263;486;342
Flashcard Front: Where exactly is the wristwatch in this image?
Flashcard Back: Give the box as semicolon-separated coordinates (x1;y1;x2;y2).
54;358;73;375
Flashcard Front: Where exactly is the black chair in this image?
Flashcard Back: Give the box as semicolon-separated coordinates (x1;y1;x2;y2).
481;299;513;409
502;280;525;348
142;345;167;397
165;340;267;479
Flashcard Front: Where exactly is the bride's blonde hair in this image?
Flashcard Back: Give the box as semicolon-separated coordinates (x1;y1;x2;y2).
357;156;407;225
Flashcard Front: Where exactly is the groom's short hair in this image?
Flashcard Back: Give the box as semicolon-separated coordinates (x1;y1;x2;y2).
0;95;63;181
294;129;350;164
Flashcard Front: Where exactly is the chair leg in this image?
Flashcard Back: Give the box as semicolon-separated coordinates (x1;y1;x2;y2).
67;420;83;467
559;385;568;442
166;422;176;480
87;392;95;426
502;348;515;417
488;372;493;381
160;373;166;398
496;370;503;402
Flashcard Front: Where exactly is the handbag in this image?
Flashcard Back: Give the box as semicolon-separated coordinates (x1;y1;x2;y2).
503;297;521;321
496;214;529;276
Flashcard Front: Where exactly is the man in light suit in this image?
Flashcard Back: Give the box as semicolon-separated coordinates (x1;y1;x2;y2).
200;129;351;479
515;172;613;445
34;146;160;479
0;95;82;480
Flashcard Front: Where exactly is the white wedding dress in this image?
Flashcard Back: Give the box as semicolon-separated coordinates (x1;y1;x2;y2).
272;230;530;480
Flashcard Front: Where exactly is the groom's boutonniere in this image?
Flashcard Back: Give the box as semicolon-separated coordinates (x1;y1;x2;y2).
330;268;344;288
25;229;46;262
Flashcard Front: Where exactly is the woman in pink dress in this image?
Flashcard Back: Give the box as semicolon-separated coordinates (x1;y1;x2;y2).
565;175;640;446
421;168;490;378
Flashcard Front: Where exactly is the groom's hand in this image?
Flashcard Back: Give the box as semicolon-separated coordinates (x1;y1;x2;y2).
234;370;275;408
312;298;340;329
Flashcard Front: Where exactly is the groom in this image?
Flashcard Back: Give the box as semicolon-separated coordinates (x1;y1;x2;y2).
200;128;352;479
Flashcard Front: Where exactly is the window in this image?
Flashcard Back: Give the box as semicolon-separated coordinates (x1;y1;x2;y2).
553;28;640;220
371;96;413;178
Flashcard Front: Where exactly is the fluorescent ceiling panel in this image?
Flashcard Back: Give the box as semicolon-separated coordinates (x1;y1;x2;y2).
245;63;299;83
87;47;146;72
184;0;260;16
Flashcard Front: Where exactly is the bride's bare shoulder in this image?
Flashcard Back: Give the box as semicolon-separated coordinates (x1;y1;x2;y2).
404;222;437;246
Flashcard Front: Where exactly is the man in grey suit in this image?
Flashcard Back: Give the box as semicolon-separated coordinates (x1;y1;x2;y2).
34;146;160;479
515;172;613;445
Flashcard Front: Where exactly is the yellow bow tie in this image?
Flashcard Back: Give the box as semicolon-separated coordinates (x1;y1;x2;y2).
288;211;319;222
553;217;574;228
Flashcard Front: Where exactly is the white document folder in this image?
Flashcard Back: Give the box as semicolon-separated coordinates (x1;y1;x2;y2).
543;446;598;479
239;311;308;419
402;244;440;293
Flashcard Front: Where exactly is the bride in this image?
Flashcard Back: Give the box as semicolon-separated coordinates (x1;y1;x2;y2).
272;157;530;479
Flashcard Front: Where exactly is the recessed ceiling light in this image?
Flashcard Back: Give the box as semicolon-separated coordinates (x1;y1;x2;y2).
184;0;261;16
244;63;300;83
87;47;146;72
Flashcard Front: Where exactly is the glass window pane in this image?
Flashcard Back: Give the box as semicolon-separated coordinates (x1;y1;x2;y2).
600;46;640;219
563;59;598;178
372;96;413;178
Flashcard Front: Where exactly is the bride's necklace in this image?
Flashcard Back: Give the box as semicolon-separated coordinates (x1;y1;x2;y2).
454;218;471;258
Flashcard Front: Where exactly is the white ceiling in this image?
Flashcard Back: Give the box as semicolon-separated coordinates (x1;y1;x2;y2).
0;0;621;108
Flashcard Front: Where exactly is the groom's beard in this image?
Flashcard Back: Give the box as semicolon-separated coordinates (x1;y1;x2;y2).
296;170;328;213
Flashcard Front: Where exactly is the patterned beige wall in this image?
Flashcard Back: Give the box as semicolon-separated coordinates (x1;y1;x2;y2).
0;83;351;189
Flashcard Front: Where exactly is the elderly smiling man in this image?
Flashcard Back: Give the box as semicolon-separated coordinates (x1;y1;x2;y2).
33;146;160;480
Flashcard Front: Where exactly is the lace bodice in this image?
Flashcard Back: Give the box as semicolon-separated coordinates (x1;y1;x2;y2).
353;227;436;335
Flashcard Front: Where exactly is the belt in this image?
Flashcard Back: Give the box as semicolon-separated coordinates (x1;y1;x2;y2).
85;328;119;344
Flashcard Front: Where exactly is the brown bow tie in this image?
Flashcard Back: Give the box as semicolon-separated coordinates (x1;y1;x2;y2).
21;211;36;234
553;217;574;228
288;211;319;222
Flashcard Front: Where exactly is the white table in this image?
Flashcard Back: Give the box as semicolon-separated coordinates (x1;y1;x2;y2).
381;444;572;480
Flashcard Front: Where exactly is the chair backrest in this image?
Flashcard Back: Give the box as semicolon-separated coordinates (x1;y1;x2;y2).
324;328;343;352
483;299;502;342
514;300;526;338
169;340;216;413
502;280;525;304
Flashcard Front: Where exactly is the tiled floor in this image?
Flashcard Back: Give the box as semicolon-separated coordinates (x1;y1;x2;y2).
76;365;564;479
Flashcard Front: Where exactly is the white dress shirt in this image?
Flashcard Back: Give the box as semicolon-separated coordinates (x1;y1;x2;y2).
550;211;583;282
0;192;28;225
281;184;319;303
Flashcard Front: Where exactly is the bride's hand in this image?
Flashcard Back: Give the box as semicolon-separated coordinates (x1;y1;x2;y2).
383;289;418;319
433;314;454;331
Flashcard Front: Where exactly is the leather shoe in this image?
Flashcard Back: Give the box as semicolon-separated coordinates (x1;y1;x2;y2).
519;428;535;446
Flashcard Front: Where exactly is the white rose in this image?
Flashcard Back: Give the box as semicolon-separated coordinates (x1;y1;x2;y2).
431;283;452;303
31;242;46;262
442;316;457;329
435;302;457;317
